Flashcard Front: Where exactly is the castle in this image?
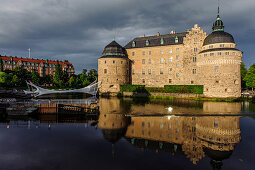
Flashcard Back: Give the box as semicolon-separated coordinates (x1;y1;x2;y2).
98;9;242;98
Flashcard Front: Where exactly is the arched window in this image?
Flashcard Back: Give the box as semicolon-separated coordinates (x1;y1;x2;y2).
132;41;136;47
146;40;149;46
160;38;164;45
175;36;178;43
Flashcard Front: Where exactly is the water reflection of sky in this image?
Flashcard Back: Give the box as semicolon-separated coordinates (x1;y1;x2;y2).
0;98;254;170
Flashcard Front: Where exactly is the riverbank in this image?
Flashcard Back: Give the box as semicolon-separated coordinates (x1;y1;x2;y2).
100;92;250;102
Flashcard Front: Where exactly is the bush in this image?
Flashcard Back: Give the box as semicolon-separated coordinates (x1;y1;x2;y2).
120;85;204;94
164;85;203;94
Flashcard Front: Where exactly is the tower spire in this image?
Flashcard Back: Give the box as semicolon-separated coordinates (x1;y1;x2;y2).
217;0;220;19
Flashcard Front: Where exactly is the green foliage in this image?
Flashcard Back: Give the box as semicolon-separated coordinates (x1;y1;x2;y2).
0;58;3;72
241;62;248;88
0;72;7;84
244;64;255;90
164;85;204;94
120;85;203;94
120;85;145;92
31;71;40;85
53;61;64;87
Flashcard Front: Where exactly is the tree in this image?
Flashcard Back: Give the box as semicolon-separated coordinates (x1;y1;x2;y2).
68;76;76;88
11;75;19;86
31;71;40;85
53;61;63;87
244;64;255;91
241;63;248;89
0;72;7;85
87;69;98;82
0;58;3;72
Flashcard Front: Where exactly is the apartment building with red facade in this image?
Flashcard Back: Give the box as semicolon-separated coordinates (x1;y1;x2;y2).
0;56;75;77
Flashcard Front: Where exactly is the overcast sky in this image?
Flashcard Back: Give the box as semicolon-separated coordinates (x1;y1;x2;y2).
0;0;254;73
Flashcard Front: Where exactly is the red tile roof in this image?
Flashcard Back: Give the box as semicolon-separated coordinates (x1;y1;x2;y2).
0;56;74;68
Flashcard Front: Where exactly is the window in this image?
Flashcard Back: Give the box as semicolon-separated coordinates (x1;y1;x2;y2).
169;57;173;63
148;69;152;74
193;69;196;74
176;63;180;67
132;69;135;75
210;53;214;56
149;51;152;55
218;52;221;56
191;81;194;84
214;121;218;128
161;50;164;54
142;51;145;55
193;57;197;62
176;73;180;77
132;41;136;47
226;52;230;55
220;44;224;48
149;59;151;64
113;60;115;64
204;54;207;57
160;38;164;45
148;122;151;128
104;69;107;74
146;40;149;46
142;59;145;64
169;68;172;74
160;68;163;74
169;49;172;54
209;45;213;49
142;69;145;75
194;48;198;52
160;123;163;129
132;52;135;56
169;79;172;83
160;58;164;64
194;38;198;42
176;55;180;59
175;36;178;43
176;48;180;52
142;79;145;83
215;66;219;72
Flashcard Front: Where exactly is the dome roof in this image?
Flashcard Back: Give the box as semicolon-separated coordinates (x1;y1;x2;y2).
102;128;127;144
203;31;235;46
101;41;127;58
203;11;235;46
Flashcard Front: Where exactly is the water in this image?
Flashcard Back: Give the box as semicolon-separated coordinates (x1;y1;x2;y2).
0;97;255;170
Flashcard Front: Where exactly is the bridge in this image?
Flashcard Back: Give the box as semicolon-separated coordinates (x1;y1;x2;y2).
24;80;98;97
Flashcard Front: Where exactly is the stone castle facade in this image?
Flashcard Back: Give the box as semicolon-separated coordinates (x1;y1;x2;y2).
98;11;242;98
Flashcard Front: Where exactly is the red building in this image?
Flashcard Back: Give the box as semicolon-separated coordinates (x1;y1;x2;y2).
0;56;75;77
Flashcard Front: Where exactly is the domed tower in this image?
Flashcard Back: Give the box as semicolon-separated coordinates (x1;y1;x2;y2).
198;8;242;98
98;41;130;93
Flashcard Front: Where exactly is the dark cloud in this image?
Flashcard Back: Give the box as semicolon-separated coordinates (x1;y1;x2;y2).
0;0;254;73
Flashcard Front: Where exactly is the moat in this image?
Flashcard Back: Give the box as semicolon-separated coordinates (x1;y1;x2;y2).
0;97;255;170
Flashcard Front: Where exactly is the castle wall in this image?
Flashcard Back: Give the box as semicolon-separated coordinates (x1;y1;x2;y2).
98;57;130;93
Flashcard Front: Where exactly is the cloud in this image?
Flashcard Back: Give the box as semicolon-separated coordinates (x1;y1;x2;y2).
0;0;254;73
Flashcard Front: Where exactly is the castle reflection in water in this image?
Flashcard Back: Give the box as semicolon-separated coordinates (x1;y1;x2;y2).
0;97;241;169
98;98;241;169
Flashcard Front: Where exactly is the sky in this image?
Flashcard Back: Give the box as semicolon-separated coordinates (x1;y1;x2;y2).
0;0;254;73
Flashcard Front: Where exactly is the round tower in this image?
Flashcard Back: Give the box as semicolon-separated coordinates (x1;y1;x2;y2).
98;41;130;93
198;9;242;98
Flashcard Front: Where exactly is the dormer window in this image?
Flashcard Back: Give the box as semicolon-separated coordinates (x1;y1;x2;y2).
160;38;164;45
146;40;149;46
175;36;178;43
132;41;136;47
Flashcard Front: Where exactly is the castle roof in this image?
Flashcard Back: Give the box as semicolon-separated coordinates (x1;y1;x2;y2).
203;9;235;46
125;32;187;49
203;31;235;46
101;41;127;58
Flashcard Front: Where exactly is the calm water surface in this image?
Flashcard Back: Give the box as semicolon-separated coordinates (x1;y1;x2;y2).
0;97;255;170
